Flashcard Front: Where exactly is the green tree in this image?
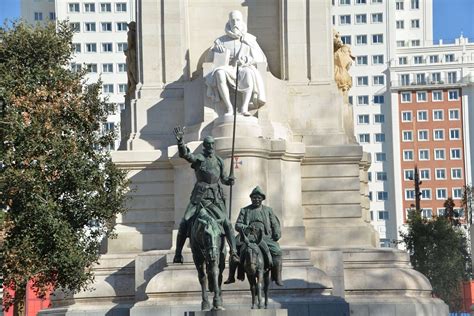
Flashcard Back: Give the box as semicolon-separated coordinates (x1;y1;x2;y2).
401;210;471;311
0;22;129;311
444;197;459;226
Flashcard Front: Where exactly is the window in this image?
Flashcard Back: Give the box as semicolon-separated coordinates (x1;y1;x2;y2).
396;20;404;29
119;84;127;93
373;75;384;85
448;90;459;100
375;133;385;142
453;188;462;199
417;110;428;121
356;35;368;45
373;95;384;104
71;63;82;72
332;15;335;25
405;190;415;200
85;22;96;32
34;12;43;21
402;111;412;122
411;19;420;28
370;211;374;221
447;72;457;83
456;208;465;218
421;209;432;219
400;74;410;86
450;148;461;159
402;130;413;141
358;134;370;143
101;22;112;31
411;0;419;9
429;55;439;63
399;57;407;65
416;73;426;84
377;192;388;201
436;168;446;179
340;15;351;25
414;56;424;64
356;0;366;3
433;110;444;121
118;63;127;72
368;192;373;201
102;43;113;52
85;43;97;52
375;152;386;161
404;169;414;180
378;211;389;220
434;149;446;160
70;22;80;32
397;40;406;47
102;64;113;73
418;130;428;141
449;129;460;140
372;0;383;3
396;1;404;10
117;42;128;52
372;34;383;44
433;129;444;140
101;3;112;12
449;109;460;120
339;0;350;4
357;76;368;86
84;3;95;12
358;114;370;124
356;14;367;24
116;22;128;31
419;149;429;160
371;13;383;23
356;56;368;65
72;43;81;53
437;208;446;216
68;3;80;12
49;12;55;20
451;168;462;179
357;95;369;105
376;172;387;181
401;92;411;103
431;72;441;83
116;3;127;12
403;150;414;161
432;91;443;101
86;64;97;73
411;40;421;47
445;54;455;62
374;114;385;123
368;172;372;182
372;55;383;65
420;189;431;200
103;84;114;93
420;169;430;180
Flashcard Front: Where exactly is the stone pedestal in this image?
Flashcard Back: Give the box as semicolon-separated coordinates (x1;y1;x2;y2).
184;310;287;316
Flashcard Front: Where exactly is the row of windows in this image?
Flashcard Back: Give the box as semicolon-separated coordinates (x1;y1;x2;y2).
338;34;384;45
396;39;421;47
367;171;388;182
370;210;389;221
357;114;385;124
401;109;460;122
333;0;383;5
405;187;464;200
400;90;459;103
368;191;389;201
403;168;463;181
73;42;127;53
398;72;459;86
335;13;384;26
398;54;456;65
355;55;384;66
358;133;386;143
103;83;128;94
395;19;420;29
396;0;420;10
407;208;465;220
33;12;55;21
402;148;462;161
71;62;127;73
350;95;385;105
70;21;128;33
401;128;462;142
355;75;385;86
68;2;127;13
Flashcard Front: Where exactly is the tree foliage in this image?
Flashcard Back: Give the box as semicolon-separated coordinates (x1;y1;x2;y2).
0;22;129;310
401;210;471;311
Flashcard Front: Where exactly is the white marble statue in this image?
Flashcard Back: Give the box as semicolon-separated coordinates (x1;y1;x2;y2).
205;10;267;116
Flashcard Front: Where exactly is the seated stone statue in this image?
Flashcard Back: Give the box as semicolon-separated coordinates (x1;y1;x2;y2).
225;186;283;286
205;10;267;116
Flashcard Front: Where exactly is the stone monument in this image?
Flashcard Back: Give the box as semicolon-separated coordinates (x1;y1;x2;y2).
40;1;448;316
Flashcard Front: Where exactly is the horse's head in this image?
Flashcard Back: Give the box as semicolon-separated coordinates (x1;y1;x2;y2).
197;216;222;262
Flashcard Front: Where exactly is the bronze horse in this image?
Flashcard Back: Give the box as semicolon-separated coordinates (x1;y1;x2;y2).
241;226;270;309
190;207;226;310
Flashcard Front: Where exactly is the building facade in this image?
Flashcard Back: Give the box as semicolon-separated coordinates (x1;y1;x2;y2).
331;0;433;246
21;0;135;149
390;36;474;226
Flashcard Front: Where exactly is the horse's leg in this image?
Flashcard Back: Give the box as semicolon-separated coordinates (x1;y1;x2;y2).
249;276;256;309
194;256;210;311
263;270;270;309
211;260;224;310
257;269;264;309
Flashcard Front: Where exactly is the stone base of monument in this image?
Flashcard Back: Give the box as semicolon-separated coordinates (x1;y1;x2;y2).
184;310;287;316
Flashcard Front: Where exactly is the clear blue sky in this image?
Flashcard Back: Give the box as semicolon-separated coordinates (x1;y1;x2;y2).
1;0;473;41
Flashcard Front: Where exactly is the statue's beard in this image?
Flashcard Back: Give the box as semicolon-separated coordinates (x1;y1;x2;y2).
204;148;214;156
225;22;247;39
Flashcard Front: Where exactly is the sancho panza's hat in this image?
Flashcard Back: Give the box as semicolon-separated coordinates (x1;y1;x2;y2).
250;186;266;200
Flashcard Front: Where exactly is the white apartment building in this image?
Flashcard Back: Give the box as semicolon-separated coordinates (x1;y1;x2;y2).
21;0;135;149
331;0;433;247
389;36;474;229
